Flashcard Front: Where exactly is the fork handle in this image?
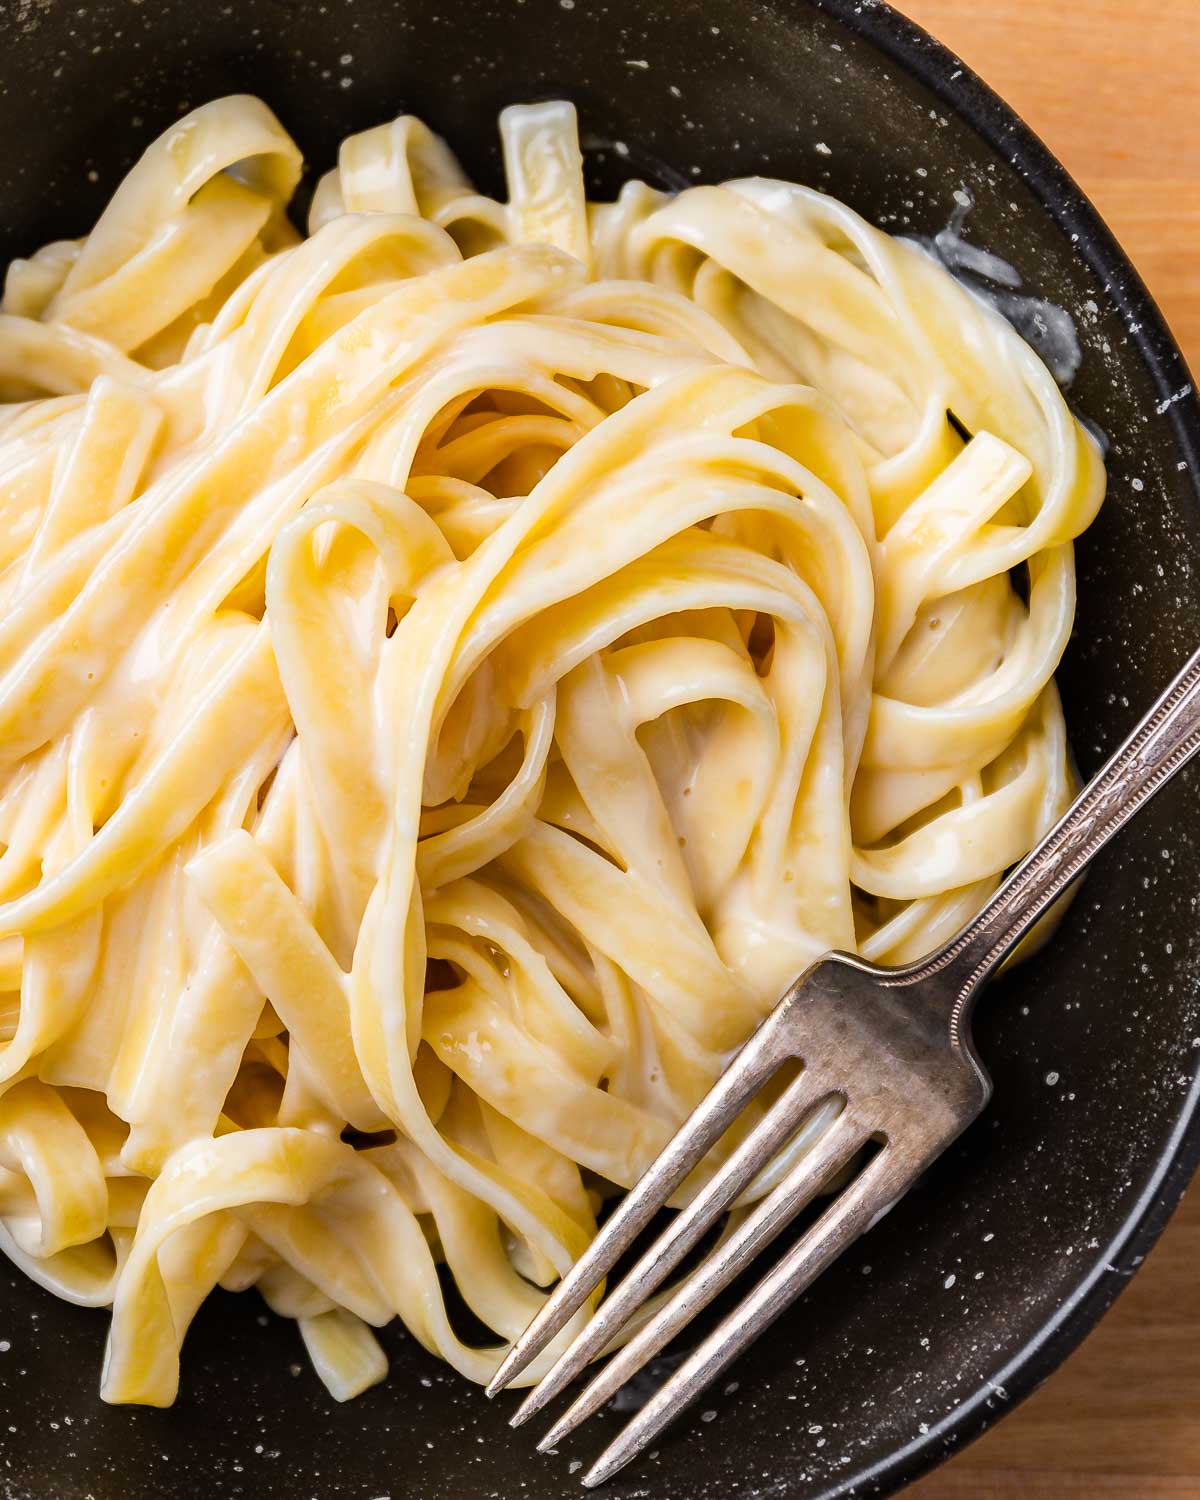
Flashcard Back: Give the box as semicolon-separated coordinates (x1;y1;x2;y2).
899;643;1200;1034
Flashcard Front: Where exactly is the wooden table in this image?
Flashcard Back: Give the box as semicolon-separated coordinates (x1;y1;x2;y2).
897;3;1200;1495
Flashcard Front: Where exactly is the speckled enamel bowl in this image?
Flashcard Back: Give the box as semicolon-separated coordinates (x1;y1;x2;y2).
0;2;1197;1497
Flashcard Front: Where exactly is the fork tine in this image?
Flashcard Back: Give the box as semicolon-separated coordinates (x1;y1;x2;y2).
512;1067;842;1427
538;1110;866;1455
578;1145;906;1488
486;999;796;1397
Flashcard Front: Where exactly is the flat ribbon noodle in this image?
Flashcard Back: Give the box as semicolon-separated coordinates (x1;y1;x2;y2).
0;94;1104;1404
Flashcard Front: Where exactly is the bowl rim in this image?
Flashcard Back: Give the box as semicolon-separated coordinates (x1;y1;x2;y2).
805;2;1200;1495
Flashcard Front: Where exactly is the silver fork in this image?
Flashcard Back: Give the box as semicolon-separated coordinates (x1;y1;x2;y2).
485;642;1200;1487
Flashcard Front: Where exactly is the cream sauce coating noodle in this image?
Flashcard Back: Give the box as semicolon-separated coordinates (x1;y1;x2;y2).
0;96;1103;1403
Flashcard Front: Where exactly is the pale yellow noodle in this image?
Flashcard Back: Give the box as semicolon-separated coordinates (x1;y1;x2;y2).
0;95;1104;1405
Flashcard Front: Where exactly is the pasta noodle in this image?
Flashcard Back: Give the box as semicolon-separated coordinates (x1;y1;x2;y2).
0;95;1104;1405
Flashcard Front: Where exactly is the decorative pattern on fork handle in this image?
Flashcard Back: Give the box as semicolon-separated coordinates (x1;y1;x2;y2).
892;646;1200;1043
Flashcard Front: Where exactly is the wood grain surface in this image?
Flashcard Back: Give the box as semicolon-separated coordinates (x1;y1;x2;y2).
896;3;1200;1495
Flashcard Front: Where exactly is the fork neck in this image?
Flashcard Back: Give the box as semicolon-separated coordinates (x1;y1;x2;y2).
886;892;1033;1048
890;641;1200;1043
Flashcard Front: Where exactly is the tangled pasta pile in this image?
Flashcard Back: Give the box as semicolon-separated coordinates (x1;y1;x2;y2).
0;96;1103;1404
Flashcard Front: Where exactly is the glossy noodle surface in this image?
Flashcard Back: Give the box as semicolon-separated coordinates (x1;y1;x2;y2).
0;96;1103;1404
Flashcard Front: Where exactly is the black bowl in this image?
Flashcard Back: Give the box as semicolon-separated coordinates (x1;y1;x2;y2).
1;2;1198;1498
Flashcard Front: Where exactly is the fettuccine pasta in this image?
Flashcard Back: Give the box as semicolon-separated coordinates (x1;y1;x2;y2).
0;95;1103;1405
